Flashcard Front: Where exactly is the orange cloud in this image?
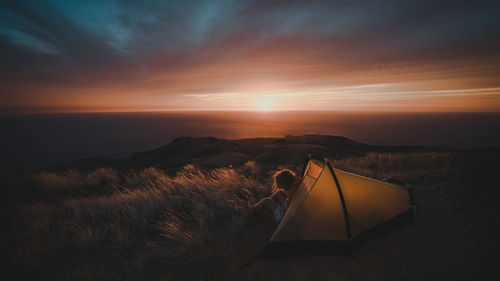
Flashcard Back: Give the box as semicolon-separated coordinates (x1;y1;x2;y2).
2;35;500;113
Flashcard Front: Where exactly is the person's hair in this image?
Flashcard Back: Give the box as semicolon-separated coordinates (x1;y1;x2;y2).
272;170;296;192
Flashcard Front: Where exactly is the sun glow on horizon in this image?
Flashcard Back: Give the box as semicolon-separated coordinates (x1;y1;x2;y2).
3;84;500;113
256;98;275;111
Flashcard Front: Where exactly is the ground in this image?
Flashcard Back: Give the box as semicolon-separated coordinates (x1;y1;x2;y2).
234;171;498;281
2;136;499;281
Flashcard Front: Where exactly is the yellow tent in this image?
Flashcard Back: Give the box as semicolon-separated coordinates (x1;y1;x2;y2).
267;158;415;254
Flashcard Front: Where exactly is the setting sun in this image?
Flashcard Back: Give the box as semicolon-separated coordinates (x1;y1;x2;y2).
256;99;275;111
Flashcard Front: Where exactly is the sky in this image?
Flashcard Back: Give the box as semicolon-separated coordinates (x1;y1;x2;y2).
1;0;499;113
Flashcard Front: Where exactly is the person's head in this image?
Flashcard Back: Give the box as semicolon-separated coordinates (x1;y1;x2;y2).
273;170;295;191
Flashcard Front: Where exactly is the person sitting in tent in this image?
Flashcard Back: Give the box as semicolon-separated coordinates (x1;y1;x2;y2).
253;170;301;221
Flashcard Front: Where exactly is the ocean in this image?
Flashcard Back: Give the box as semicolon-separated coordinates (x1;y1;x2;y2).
1;111;499;171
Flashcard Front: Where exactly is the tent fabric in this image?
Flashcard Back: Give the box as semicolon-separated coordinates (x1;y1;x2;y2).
333;168;410;237
305;159;323;180
269;158;411;245
271;164;347;241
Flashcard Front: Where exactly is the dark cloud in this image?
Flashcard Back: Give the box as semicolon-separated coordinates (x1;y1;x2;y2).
0;0;499;111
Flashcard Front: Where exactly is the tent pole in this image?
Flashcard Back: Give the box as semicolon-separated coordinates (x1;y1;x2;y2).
301;154;312;177
406;183;417;224
326;160;353;241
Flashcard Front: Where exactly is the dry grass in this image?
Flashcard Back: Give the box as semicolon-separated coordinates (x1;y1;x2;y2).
4;161;269;280
331;152;453;185
3;152;483;281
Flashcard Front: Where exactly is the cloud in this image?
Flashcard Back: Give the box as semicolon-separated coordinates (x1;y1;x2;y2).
0;0;499;112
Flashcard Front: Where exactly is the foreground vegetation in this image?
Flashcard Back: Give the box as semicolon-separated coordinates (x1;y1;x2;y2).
2;151;497;280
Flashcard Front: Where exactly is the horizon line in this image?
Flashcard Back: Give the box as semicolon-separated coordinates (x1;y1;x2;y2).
2;109;500;115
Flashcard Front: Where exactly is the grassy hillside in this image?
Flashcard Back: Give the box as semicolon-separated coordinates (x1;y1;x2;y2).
2;146;499;280
3;161;269;280
58;135;443;172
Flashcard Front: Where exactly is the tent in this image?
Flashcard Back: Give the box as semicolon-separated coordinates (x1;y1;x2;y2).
265;157;416;254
